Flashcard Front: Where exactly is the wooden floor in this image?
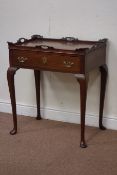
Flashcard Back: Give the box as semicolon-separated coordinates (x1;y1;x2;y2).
0;112;117;175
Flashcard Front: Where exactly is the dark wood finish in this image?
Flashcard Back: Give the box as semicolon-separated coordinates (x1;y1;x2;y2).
77;75;88;148
34;70;41;120
7;35;108;148
10;50;81;73
7;67;19;135
99;64;108;130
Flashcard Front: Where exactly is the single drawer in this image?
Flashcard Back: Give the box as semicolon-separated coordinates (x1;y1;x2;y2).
10;50;81;73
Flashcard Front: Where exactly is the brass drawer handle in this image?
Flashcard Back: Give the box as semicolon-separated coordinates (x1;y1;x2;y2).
63;60;74;68
17;57;28;63
42;56;47;64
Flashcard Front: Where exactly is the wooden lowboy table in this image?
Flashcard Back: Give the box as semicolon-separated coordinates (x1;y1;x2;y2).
7;35;108;148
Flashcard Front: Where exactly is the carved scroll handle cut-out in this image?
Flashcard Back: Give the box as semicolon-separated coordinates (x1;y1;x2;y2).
31;35;43;39
17;38;27;44
62;37;78;41
36;45;54;50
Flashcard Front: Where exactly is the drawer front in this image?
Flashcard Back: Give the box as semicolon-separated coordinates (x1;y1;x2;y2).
10;50;81;73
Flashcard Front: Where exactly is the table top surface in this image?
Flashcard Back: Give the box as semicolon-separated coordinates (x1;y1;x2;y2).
8;35;107;53
21;39;93;50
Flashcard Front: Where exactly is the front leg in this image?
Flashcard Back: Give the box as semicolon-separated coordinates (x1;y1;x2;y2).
77;75;88;148
34;70;41;120
99;64;108;130
7;67;19;135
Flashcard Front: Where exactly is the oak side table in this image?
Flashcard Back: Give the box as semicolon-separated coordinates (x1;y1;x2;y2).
7;35;108;148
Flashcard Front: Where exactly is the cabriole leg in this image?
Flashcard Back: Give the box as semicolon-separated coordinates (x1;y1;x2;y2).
7;67;19;135
34;70;41;120
99;64;108;130
77;75;88;148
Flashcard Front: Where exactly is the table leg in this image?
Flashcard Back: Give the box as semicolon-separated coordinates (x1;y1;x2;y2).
77;75;88;148
99;64;108;130
7;67;19;135
34;70;41;120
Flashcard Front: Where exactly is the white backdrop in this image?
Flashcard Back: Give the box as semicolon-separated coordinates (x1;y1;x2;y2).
0;0;117;129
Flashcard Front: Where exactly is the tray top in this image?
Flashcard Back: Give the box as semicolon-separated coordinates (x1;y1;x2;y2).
21;39;93;50
8;35;107;53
